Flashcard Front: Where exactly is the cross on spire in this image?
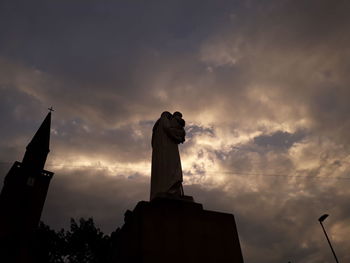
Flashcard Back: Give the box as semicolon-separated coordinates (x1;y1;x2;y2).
48;107;54;112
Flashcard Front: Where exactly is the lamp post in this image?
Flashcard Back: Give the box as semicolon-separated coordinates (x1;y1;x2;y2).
318;214;339;263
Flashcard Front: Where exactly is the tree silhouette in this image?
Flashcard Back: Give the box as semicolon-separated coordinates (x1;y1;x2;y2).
34;222;66;263
34;218;112;263
65;218;111;263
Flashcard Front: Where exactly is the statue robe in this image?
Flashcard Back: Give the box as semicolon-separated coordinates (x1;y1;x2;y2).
150;114;185;200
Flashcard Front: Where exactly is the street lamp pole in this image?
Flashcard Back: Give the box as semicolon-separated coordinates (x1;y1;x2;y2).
318;214;339;263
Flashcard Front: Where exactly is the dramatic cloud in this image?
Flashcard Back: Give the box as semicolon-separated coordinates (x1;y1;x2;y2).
1;0;350;262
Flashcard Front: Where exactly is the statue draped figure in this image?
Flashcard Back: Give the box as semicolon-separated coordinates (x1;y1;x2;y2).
150;111;186;201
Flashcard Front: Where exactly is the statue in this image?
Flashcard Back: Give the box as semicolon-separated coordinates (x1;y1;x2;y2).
150;111;186;200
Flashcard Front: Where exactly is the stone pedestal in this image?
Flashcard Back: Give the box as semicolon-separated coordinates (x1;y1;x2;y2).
113;198;244;263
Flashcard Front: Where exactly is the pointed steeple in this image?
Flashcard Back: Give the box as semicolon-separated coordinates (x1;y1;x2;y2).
0;110;55;260
26;112;51;154
22;111;52;172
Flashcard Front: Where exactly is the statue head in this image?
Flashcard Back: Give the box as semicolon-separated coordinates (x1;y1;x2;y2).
161;111;172;119
173;111;183;118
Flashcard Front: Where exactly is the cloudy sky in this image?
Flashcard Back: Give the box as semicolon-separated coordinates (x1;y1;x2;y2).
1;0;350;262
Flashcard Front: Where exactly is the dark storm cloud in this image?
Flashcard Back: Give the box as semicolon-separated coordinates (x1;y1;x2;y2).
40;168;149;233
186;124;215;138
0;88;39;143
229;0;350;136
51;117;153;163
188;177;350;262
0;0;240;115
253;130;306;150
0;0;245;127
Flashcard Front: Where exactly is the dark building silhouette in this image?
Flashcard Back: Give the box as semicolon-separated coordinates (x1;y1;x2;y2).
0;111;54;262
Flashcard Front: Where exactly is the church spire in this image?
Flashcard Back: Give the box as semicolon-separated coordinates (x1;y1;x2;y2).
0;110;55;261
22;110;52;172
26;111;51;152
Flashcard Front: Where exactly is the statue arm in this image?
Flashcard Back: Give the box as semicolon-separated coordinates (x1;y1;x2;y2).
160;116;185;144
168;127;185;143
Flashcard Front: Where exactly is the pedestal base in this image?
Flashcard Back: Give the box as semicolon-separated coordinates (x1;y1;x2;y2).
113;198;244;263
